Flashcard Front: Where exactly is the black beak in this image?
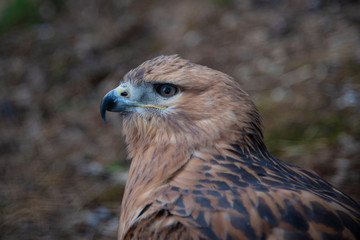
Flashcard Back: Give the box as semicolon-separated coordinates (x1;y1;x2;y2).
100;90;128;122
100;86;167;122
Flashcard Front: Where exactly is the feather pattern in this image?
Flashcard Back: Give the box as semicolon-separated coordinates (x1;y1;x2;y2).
101;55;360;240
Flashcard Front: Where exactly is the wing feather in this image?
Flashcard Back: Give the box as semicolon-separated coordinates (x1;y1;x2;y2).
123;145;360;239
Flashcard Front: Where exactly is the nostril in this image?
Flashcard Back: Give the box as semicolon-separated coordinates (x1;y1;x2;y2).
121;92;128;97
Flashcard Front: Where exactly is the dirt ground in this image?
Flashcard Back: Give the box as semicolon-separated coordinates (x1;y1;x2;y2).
0;0;359;239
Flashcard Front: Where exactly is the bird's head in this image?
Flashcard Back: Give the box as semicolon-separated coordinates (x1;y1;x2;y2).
101;55;263;154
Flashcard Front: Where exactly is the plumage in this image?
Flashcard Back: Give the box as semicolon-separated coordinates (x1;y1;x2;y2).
100;55;360;240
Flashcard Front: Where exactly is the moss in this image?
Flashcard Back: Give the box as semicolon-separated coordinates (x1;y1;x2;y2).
0;0;66;34
264;111;358;156
105;161;127;174
338;59;360;83
0;0;40;34
211;0;232;7
91;184;125;205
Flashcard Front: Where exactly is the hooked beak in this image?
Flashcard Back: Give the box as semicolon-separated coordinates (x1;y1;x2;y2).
100;86;167;122
100;85;137;122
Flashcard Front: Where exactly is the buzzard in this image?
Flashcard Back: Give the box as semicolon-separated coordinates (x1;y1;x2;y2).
101;55;360;240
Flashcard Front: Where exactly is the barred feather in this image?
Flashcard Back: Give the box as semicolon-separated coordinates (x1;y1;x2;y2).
101;55;360;240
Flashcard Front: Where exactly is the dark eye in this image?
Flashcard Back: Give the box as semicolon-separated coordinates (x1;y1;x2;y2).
155;84;178;98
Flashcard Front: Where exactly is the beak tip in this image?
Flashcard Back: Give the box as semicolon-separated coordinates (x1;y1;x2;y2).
100;97;108;123
100;89;129;121
101;113;106;123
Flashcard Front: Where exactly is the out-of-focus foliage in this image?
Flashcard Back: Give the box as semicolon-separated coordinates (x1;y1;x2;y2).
0;0;65;34
0;0;40;33
265;112;359;156
0;0;359;239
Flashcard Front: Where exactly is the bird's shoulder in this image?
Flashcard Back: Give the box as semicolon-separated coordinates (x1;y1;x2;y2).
125;181;360;240
123;144;360;239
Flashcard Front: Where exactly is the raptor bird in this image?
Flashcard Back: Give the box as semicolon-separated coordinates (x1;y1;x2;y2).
100;55;360;240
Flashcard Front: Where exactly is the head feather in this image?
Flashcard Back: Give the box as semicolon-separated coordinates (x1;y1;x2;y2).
120;55;264;157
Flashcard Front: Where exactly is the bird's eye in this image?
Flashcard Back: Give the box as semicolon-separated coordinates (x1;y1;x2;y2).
155;84;178;98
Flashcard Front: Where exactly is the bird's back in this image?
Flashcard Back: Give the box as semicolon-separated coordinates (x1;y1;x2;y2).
123;142;360;240
100;55;360;240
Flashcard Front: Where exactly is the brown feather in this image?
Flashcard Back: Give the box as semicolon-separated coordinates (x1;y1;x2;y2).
102;55;360;240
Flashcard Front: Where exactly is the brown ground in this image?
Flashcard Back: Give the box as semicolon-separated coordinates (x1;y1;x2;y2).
0;0;359;239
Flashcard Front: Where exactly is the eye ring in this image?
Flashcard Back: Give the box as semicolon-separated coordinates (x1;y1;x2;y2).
155;84;178;98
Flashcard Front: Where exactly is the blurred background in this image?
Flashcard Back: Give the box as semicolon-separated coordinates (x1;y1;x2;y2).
0;0;359;239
